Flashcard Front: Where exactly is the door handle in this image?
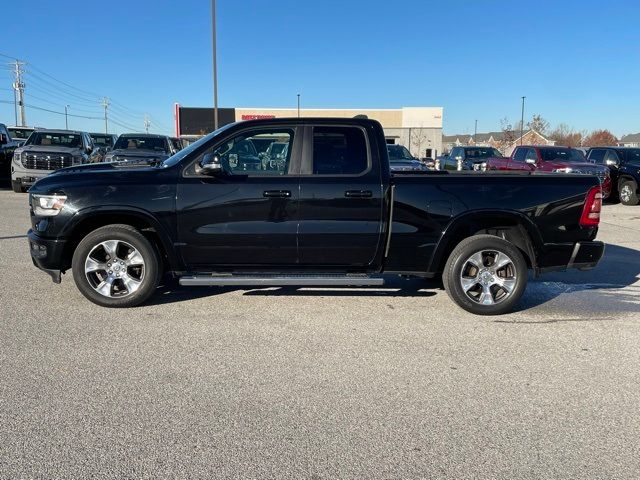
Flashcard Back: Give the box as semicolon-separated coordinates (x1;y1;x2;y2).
263;190;291;198
344;190;372;198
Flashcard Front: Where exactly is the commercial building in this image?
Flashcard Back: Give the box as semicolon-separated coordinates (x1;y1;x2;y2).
174;105;443;159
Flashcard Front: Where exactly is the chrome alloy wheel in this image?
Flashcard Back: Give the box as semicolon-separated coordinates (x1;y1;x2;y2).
459;250;517;306
620;184;632;203
84;240;145;298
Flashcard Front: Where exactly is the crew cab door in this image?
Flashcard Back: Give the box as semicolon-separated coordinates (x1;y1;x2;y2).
508;147;536;171
296;124;384;268
175;126;302;269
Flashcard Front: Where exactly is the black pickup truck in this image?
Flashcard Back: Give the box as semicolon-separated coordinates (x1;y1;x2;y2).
26;118;605;315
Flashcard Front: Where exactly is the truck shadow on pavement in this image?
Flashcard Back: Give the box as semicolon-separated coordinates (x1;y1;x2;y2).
514;243;640;314
148;244;638;313
148;277;438;306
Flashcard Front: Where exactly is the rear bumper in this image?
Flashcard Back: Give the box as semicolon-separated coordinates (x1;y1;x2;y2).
27;229;67;283
538;241;605;273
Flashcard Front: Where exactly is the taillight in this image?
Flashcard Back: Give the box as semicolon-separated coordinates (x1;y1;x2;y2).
580;186;602;227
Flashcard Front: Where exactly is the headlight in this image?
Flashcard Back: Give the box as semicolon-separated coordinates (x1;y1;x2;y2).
31;194;67;216
13;151;22;163
104;154;114;162
553;167;573;173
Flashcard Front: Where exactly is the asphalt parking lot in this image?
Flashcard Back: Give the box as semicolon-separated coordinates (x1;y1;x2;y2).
0;187;639;479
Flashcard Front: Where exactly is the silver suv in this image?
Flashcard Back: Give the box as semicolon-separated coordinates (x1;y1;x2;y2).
11;129;99;193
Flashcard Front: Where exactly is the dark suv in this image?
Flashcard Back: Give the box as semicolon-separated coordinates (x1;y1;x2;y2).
11;129;99;193
103;134;175;166
587;147;640;205
442;146;504;171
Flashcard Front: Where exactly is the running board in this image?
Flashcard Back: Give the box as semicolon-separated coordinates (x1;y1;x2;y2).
178;274;385;287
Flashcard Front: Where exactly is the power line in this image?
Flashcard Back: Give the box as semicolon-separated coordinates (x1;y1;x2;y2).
0;99;102;119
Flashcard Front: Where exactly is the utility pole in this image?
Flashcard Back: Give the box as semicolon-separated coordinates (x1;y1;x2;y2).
474;119;478;145
297;93;300;118
520;96;526;145
144;114;151;133
13;87;17;126
64;105;70;129
211;0;219;130
102;97;110;133
11;60;27;127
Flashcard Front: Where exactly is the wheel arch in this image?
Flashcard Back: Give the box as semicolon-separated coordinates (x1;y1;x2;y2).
60;207;181;272
428;210;543;275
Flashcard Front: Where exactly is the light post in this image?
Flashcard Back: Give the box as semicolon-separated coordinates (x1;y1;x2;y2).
474;119;477;145
211;0;219;130
520;96;526;145
65;105;69;129
297;93;300;118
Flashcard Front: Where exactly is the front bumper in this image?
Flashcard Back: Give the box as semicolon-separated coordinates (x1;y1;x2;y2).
538;241;605;273
27;229;67;283
11;163;49;186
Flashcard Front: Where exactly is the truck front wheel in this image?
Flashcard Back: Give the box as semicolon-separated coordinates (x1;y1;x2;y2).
443;235;528;315
71;224;161;308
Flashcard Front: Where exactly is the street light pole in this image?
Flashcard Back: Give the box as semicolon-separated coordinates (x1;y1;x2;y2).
64;105;69;129
297;93;300;118
211;0;219;130
520;96;526;145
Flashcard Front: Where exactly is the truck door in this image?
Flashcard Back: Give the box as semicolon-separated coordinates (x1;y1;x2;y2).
176;126;302;269
296;124;384;268
507;147;535;171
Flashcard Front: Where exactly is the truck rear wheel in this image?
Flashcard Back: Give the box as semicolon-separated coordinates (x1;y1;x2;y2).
619;180;639;206
71;224;161;308
443;235;527;315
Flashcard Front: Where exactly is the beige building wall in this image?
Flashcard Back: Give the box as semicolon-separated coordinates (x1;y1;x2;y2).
234;106;443;158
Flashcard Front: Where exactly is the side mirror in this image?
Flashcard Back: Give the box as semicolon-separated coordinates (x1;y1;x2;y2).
525;158;536;165
199;152;223;175
0;133;7;145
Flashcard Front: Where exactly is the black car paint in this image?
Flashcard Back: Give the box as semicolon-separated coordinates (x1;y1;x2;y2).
27;118;604;283
587;147;640;198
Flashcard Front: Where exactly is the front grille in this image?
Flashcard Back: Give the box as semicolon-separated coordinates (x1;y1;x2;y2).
21;152;72;171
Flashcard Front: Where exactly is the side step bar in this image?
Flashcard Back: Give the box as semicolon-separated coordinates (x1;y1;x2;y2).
179;274;385;287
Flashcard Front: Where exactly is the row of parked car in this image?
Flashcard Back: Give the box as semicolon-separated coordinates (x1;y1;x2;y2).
0;122;186;193
387;143;639;206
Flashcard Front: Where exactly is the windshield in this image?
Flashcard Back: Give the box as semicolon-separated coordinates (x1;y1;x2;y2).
162;123;236;168
8;127;34;139
26;132;82;148
91;135;114;147
114;136;168;152
540;148;585;163
464;147;501;159
387;145;414;161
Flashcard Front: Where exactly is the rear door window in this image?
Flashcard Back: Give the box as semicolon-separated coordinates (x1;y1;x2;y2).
589;149;605;164
311;126;369;175
512;148;527;162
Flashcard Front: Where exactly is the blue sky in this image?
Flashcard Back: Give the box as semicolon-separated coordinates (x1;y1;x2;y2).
1;0;639;136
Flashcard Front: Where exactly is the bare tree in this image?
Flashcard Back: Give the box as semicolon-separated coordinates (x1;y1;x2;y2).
528;114;549;134
496;117;516;155
549;123;583;147
410;128;430;159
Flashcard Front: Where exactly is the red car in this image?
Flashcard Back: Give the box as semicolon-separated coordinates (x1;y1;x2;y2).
486;145;612;198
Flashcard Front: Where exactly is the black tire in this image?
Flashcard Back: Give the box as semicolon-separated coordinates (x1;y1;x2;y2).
11;181;24;193
443;234;528;316
619;179;639;206
71;224;162;307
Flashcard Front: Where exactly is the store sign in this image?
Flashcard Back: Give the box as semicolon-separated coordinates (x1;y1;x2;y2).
241;114;276;120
